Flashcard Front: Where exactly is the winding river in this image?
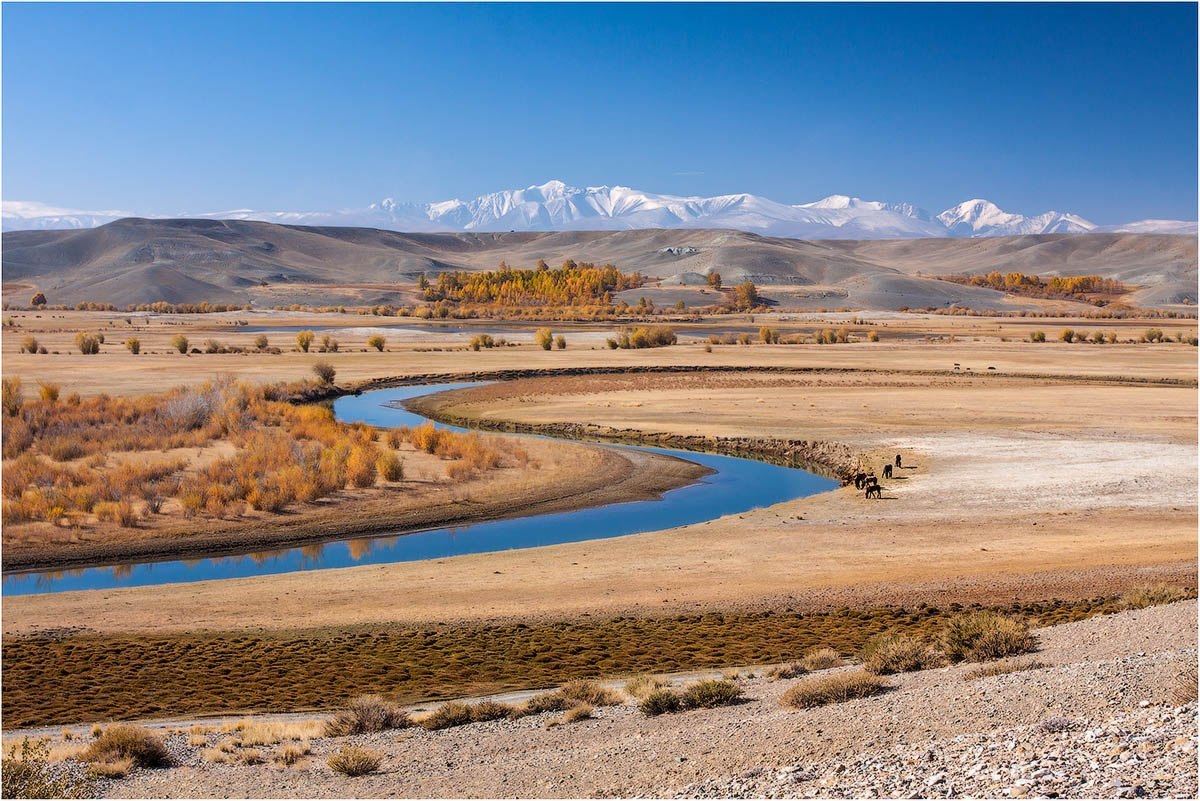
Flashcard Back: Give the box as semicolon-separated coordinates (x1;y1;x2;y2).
2;383;837;596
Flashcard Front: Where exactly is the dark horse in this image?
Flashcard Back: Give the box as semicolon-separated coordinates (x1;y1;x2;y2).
882;464;893;479
865;484;883;499
895;454;902;468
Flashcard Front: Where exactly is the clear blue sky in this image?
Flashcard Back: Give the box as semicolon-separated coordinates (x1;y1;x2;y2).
3;2;1196;222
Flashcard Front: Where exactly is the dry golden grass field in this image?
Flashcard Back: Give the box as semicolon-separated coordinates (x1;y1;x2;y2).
1;309;1196;727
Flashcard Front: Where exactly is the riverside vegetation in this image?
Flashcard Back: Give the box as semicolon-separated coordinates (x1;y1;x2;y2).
1;375;525;544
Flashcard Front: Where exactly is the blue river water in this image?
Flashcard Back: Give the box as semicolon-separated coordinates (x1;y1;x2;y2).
2;384;837;596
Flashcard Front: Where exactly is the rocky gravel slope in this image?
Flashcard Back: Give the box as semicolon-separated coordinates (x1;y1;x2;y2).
60;600;1199;798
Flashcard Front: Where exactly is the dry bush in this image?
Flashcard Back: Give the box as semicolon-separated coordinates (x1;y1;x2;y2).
80;725;170;769
534;328;554;350
780;670;889;708
296;330;314;352
275;742;311;767
326;745;381;776
345;444;379;488
559;679;623;706
2;738;94;799
238;749;266;766
561;704;593;723
74;333;100;355
609;325;677;349
520;691;570;716
801;647;844;672
376;451;404;481
312;361;336;385
964;659;1048;680
468;701;517;723
201;747;229;764
638;688;683;716
94;499;139;528
87;757;134;779
38;383;59;404
2;376;22;417
170;334;188;353
324;695;410;737
861;632;944;675
625;674;668;698
765;662;807;681
125;337;140;354
942;611;1037;662
367;335;386;351
1121;584;1192;610
680;678;742;709
420;702;474;730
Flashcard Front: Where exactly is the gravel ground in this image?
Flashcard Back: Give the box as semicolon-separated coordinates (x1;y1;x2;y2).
81;600;1198;798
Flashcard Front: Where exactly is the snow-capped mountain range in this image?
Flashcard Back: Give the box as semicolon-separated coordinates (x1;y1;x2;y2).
3;181;1195;238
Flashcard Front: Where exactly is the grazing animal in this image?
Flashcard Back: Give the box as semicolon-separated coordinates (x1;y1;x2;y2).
853;472;867;489
863;474;878;488
882;464;893;479
895;454;902;468
865;484;883;499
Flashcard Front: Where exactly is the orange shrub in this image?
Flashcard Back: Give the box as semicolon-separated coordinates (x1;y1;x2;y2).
95;499;139;527
377;451;404;481
346;445;379;488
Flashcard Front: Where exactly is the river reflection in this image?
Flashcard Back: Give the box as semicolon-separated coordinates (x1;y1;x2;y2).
3;384;837;596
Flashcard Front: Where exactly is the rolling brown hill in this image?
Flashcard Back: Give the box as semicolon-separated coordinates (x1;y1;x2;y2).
2;217;1195;310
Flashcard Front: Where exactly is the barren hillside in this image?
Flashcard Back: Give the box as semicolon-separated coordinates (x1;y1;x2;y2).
2;218;1195;309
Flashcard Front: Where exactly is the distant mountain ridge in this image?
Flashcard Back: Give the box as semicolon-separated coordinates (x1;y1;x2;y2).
3;180;1194;238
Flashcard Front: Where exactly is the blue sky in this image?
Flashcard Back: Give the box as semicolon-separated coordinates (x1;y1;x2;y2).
2;2;1196;222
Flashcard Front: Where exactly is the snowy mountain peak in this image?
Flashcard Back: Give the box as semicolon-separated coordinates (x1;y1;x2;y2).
937;199;1095;237
804;194;861;209
3;184;1188;238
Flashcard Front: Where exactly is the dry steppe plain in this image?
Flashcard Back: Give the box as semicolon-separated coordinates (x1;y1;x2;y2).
1;309;1196;797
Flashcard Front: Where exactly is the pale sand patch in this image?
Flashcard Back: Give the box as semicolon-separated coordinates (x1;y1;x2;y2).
885;432;1197;513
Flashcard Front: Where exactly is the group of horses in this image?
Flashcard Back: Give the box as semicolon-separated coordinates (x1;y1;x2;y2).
850;454;902;499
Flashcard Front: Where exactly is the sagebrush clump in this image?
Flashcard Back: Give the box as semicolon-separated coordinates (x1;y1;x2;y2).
559;679;623;706
324;695;410;737
861;632;943;675
941;611;1037;662
780;670;888;708
80;725;171;769
327;746;381;776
